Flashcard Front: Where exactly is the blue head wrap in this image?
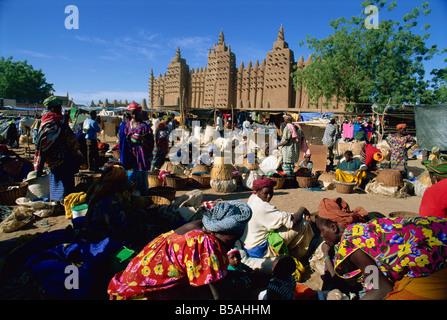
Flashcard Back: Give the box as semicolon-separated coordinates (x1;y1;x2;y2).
202;200;252;234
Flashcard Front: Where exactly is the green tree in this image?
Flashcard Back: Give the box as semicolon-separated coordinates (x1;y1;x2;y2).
0;56;54;100
291;0;446;112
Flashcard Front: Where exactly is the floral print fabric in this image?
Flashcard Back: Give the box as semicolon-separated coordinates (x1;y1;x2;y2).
386;134;416;170
108;229;228;299
334;217;447;287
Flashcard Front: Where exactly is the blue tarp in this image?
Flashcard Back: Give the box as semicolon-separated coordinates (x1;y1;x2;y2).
300;112;333;121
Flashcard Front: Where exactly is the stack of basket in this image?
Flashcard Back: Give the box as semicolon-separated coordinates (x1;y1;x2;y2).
375;169;403;187
210;157;237;193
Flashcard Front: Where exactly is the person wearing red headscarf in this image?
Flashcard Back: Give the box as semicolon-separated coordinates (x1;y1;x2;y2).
316;197;447;300
239;177;314;272
386;123;416;173
123;102;153;195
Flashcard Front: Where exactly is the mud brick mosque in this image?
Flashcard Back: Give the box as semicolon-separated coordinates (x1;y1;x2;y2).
148;26;345;112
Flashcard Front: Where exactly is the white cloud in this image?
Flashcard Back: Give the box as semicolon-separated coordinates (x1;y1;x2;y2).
18;50;73;62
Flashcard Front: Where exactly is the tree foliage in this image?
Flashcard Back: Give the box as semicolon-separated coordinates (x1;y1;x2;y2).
0;56;54;101
291;0;446;112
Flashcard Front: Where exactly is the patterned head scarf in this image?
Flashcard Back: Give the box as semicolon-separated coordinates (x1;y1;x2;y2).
318;197;368;228
127;102;142;112
396;123;407;131
43;96;62;109
202;200;252;234
422;154;447;178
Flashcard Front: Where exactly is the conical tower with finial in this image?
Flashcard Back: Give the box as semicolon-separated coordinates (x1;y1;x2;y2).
204;30;236;109
163;47;189;107
263;25;295;109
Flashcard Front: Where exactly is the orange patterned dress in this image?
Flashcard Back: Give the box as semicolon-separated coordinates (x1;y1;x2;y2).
107;229;228;300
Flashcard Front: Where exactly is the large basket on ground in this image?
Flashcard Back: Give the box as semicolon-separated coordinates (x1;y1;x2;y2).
333;179;356;194
191;164;211;174
296;176;316;188
74;173;101;187
148;173;163;188
375;169;403;187
242;158;259;171
191;173;211;188
272;177;286;189
0;182;28;205
146;195;171;206
160;161;187;175
164;174;189;190
148;186;176;202
211;164;235;180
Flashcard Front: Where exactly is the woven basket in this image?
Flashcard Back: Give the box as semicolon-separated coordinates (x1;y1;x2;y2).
160;162;186;175
272;177;286;189
74;173;101;187
333;179;356;194
296;176;316;188
148;174;163;188
210;179;237;193
164;174;189;190
148;186;176;202
211;164;235;180
0;182;28;205
243;158;259;170
191;164;211;174
375;169;403;187
191;173;211;188
146;195;171;206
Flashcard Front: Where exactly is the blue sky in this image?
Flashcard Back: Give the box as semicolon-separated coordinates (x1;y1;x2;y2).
1;0;446;106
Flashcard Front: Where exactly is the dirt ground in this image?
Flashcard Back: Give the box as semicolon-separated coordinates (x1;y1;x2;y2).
0;142;425;292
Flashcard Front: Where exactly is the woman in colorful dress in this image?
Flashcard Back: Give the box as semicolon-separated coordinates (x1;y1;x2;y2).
316;197;447;300
386;123;416;173
278;115;302;185
34;96;79;201
150;120;169;172
124;102;153;196
107;200;252;300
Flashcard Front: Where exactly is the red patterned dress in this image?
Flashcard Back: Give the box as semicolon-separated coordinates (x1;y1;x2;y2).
108;229;228;300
